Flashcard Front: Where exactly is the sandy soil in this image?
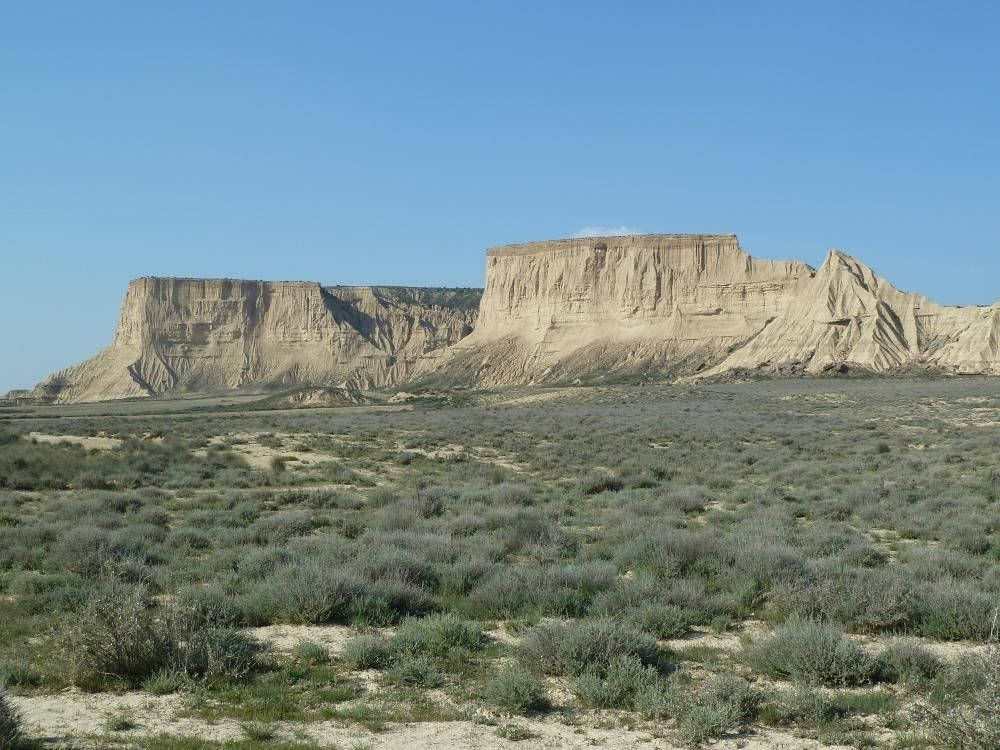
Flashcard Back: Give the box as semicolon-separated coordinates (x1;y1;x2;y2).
245;623;385;655
11;690;853;750
27;432;123;450
10;622;977;748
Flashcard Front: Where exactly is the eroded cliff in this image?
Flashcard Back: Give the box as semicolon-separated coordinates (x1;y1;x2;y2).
12;234;1000;404
424;235;1000;384
18;279;478;404
419;234;818;384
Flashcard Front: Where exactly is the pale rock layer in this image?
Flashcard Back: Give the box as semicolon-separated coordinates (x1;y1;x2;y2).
11;234;1000;404
17;279;477;404
420;234;817;384
423;235;1000;384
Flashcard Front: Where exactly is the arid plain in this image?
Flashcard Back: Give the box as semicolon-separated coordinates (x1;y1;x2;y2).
1;376;997;749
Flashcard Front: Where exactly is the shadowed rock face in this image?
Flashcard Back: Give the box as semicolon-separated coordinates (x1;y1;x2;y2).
16;279;478;404
11;234;1000;404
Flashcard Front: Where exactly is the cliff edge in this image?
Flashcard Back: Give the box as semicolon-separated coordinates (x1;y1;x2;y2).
10;234;1000;404
14;279;478;404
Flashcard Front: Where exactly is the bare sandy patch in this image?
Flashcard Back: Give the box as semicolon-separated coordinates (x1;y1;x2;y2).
28;432;122;450
11;690;242;744
245;623;392;655
11;689;853;750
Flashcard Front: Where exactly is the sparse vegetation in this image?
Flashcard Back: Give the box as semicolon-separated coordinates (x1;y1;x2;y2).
0;690;21;749
744;618;879;687
483;668;551;714
0;378;998;747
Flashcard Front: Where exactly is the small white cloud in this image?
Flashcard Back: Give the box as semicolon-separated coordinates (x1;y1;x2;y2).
572;226;642;238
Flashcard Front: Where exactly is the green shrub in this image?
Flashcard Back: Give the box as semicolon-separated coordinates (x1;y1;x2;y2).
387;654;444;687
483;668;551;714
631;604;696;639
913;581;996;641
393;614;487;658
635;678;683;719
342;635;392;670
519;618;662;677
759;685;841;727
142;667;190;695
579;471;624;495
573;654;659;708
0;690;21;750
0;658;40;690
292;641;330;666
826;568;915;633
243;560;434;626
676;675;762;746
179;627;260;681
743;618;877;686
923;628;1000;750
876;639;942;684
68;578;176;688
176;584;241;629
251;510;312;544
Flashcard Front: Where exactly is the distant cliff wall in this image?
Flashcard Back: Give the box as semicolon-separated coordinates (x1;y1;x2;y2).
419;234;817;384
18;278;478;404
12;234;1000;404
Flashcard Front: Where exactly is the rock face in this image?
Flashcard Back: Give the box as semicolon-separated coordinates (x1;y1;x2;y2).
17;279;478;404
704;249;1000;377
12;234;1000;404
420;234;817;384
421;234;1000;384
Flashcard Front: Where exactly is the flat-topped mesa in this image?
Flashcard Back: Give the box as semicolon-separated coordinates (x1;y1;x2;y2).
13;235;1000;403
420;234;817;385
478;233;813;331
19;277;479;404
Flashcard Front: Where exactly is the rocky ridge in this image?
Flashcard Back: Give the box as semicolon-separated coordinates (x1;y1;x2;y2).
9;235;1000;404
12;279;477;404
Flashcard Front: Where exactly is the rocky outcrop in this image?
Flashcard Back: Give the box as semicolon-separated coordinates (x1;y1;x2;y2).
15;279;478;404
703;249;1000;377
419;234;817;384
12;234;1000;404
422;234;1000;384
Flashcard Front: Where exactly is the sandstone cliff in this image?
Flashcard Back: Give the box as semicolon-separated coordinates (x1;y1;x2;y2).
704;249;1000;377
421;235;999;384
419;234;818;384
12;234;1000;404
17;279;478;404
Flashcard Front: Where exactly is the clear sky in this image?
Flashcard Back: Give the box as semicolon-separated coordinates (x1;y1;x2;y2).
3;1;999;393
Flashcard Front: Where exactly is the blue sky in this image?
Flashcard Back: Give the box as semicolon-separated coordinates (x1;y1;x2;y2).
2;2;999;392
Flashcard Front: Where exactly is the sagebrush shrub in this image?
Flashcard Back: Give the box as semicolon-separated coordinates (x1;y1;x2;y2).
68;578;175;687
573;653;659;709
387;654;444;687
913;580;995;641
876;639;942;684
760;685;841;727
392;613;486;658
743;618;877;686
923;614;1000;750
292;641;330;666
243;559;433;625
178;627;260;681
676;675;762;746
341;635;392;670
519;618;662;677
483;668;551;714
